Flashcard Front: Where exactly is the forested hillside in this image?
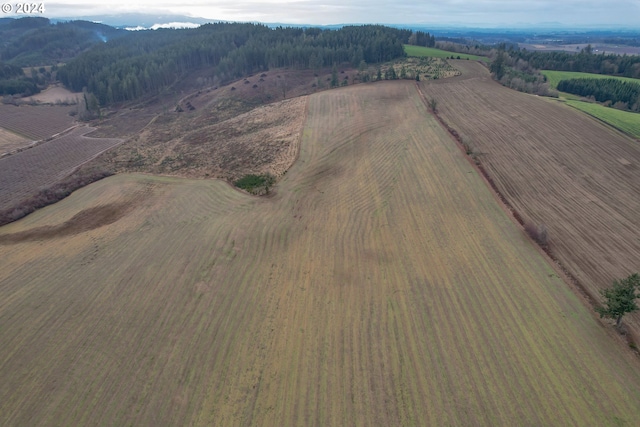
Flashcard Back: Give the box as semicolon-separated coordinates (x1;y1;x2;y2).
0;17;126;96
58;23;409;105
0;17;124;66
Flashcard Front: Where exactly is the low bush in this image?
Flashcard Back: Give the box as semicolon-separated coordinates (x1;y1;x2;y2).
524;222;549;247
234;173;275;195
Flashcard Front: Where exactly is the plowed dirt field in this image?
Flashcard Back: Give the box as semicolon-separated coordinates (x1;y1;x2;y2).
418;61;640;338
0;127;122;210
1;82;640;426
0;104;75;141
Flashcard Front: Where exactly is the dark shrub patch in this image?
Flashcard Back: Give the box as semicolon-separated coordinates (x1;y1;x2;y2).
234;173;275;195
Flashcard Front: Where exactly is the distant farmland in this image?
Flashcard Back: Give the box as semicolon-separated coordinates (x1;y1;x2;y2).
404;44;489;62
2;81;640;426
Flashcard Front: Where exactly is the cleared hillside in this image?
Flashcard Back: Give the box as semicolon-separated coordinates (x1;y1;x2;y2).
1;82;640;426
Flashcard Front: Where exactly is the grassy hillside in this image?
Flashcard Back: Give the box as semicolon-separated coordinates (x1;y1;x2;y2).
1;82;640;425
404;44;489;62
566;99;640;138
542;69;640;90
541;70;640;135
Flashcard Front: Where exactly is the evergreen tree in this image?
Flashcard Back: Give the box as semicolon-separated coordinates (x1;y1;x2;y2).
490;51;507;80
331;64;339;87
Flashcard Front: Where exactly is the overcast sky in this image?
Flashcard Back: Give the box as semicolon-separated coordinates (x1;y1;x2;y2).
13;0;640;27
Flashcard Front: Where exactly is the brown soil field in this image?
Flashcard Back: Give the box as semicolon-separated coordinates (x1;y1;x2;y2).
0;103;76;141
418;60;640;337
2;82;640;426
0;127;30;155
0;127;122;210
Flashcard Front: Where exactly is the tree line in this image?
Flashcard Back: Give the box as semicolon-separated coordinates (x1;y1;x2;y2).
0;62;23;80
437;39;640;97
511;47;640;79
488;50;557;97
408;31;435;47
557;78;640;111
0;61;39;96
58;23;410;106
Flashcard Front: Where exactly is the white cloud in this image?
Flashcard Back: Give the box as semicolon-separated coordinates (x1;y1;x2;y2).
32;0;640;27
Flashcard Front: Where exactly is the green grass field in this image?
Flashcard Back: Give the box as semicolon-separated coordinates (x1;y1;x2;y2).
565;99;640;138
404;44;489;62
541;70;640;90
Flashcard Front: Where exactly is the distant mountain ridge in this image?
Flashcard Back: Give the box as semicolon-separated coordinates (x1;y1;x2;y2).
0;17;125;66
52;13;218;29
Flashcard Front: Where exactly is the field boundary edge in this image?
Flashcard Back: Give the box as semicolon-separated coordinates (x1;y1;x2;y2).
413;80;640;355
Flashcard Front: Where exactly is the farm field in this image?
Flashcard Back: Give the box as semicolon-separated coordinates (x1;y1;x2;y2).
0;103;76;141
0;127;30;155
419;61;640;339
541;70;640;90
565;99;640;139
404;44;489;62
2;81;640;426
0;127;121;210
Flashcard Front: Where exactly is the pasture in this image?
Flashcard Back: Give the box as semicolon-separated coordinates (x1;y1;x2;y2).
404;44;489;62
419;61;640;340
1;81;640;426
